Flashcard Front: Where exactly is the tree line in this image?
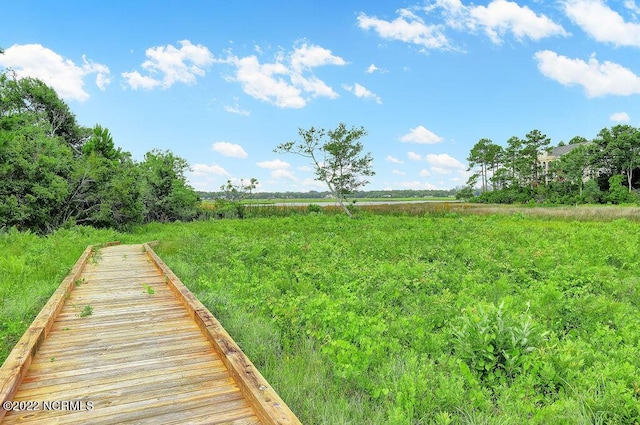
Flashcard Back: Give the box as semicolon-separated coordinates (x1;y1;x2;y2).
460;127;640;204
0;71;201;233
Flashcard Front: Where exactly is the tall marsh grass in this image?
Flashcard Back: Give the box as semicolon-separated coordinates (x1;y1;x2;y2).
207;200;640;221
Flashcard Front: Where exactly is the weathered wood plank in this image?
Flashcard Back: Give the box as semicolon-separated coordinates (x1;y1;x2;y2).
17;356;223;392
2;386;252;424
144;243;302;425
54;303;184;320
27;342;215;374
1;243;302;424
15;365;228;399
0;245;93;422
148;401;260;425
44;322;199;346
35;329;201;356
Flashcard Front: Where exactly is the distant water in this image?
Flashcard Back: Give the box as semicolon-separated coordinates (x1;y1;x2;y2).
249;200;459;207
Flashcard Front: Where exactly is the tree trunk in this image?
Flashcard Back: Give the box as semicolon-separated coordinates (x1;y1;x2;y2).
336;196;353;218
482;163;488;192
323;176;353;218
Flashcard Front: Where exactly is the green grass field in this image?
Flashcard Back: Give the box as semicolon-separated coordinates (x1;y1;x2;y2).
2;210;640;424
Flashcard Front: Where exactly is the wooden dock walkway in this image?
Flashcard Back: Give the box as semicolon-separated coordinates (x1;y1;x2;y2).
0;243;300;424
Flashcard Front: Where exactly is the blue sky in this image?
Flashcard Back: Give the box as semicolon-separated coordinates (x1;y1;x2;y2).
2;0;640;192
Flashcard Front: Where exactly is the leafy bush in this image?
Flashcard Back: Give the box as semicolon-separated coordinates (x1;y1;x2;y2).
581;179;603;204
307;203;322;214
210;199;245;219
608;174;638;204
452;301;548;386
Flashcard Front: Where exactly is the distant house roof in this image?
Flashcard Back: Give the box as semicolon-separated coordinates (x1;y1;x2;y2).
550;141;590;157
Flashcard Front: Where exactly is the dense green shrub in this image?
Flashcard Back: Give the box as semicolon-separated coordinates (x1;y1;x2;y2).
0;72;201;233
307;203;322;214
453;301;548;386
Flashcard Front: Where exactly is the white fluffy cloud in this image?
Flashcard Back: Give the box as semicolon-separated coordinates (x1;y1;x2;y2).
289;43;346;71
366;64;379;73
123;40;214;90
223;42;346;109
228;56;305;108
0;44;110;101
357;1;566;51
610;112;631;122
271;169;297;180
223;105;250;116
386;155;404;164
257;159;291;170
342;83;382;104
564;0;640;47
400;126;444;144
224;105;251;117
357;9;451;50
419;169;432;177
431;167;453;175
625;0;640;14
257;159;296;180
468;0;568;44
223;98;250;116
535;50;640;97
212;142;248;158
190;163;230;176
393;169;407;176
407;151;423;161
426;153;466;169
120;72;160;90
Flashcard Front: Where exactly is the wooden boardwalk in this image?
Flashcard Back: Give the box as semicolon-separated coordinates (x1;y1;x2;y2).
0;243;300;424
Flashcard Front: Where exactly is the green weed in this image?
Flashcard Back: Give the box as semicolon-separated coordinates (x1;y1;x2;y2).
452;301;548;386
3;213;640;423
89;247;102;264
145;214;640;423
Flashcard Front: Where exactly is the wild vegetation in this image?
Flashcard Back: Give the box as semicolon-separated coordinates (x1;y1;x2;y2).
3;211;639;424
275;123;375;217
0;71;201;233
462;128;640;205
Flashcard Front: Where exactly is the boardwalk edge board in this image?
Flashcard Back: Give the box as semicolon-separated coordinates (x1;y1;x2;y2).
0;241;120;421
0;241;301;424
143;243;302;425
